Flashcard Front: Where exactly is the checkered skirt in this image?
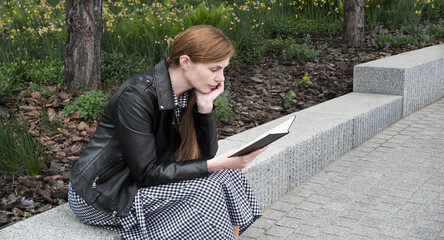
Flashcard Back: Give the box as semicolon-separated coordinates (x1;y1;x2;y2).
68;169;262;240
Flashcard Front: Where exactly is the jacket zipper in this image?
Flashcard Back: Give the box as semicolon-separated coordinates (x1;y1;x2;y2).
92;161;126;188
112;211;117;226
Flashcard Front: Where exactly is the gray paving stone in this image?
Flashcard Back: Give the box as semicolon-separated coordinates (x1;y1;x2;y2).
347;202;374;213
305;194;331;205
374;235;402;240
241;227;266;239
316;188;342;198
297;201;322;212
428;204;444;213
365;188;389;197
367;209;395;220
269;201;296;212
331;217;360;229
394;210;423;220
374;202;400;213
262;209;286;221
401;203;428;212
360;217;387;229
300;182;324;193
344;234;373;240
340;209;367;221
257;234;283;240
408;190;439;205
427;176;444;187
357;195;383;206
265;225;294;238
275;217;303;229
395;182;421;192
279;195;305;205
286;208;313;220
239;236;256;240
422;212;444;223
387;217;416;230
381;195;408;205
416;219;444;232
380;226;409;238
293;225;321;238
324;181;347;190
289;188;316;198
314;233;342;240
306;175;331;185
286;233;314;240
408;226;439;239
251;217;276;230
322;225;351;237
388;188;414;199
304;216;335;228
323;202;349;212
351;225;379;238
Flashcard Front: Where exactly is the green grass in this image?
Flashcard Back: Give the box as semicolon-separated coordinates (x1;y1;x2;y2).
0;115;47;177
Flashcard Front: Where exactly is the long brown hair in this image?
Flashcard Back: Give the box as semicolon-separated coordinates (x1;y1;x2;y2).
167;25;234;162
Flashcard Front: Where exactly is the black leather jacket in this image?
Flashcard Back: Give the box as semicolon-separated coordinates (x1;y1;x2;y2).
69;60;218;219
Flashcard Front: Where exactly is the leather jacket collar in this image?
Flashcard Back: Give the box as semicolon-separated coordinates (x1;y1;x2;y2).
153;60;175;111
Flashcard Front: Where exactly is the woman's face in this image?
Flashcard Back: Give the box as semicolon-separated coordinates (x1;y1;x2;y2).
185;58;230;94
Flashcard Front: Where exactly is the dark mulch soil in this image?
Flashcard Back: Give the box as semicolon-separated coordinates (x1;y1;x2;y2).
0;36;442;228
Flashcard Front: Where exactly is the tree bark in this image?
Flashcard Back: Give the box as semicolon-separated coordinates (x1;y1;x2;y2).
343;0;365;47
63;0;103;90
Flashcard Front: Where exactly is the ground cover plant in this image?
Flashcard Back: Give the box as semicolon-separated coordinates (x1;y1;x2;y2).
0;0;443;227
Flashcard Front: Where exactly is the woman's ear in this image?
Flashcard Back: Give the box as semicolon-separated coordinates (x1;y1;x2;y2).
179;55;191;70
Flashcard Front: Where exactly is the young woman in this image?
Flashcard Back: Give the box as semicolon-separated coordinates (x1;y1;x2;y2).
68;25;265;240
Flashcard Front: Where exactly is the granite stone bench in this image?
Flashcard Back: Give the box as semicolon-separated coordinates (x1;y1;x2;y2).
353;44;444;116
1;44;442;240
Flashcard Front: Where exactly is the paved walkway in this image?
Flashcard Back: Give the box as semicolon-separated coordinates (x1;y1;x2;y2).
241;98;444;240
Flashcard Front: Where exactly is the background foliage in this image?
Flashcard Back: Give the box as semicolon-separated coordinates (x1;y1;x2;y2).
1;0;442;90
0;0;443;176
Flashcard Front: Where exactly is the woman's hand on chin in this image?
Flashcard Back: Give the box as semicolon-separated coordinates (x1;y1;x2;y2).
195;83;224;113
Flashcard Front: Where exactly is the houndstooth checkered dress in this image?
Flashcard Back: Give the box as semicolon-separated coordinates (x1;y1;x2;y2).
69;169;262;240
68;90;262;239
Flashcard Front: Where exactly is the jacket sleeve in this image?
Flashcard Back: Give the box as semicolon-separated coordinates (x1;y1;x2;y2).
114;86;210;187
193;105;219;159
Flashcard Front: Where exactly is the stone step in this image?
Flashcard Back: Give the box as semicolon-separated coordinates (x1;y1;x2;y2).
353;44;444;116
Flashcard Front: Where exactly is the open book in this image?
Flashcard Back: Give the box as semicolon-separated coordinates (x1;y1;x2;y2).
228;115;296;157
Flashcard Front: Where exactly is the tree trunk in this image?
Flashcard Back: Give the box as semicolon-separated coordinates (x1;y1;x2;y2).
343;0;365;47
63;0;102;90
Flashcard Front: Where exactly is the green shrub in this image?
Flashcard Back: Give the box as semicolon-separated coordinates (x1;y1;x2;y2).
0;115;47;177
265;17;342;39
266;39;319;61
101;51;149;84
279;90;297;109
285;44;319;60
0;57;63;97
183;3;230;30
368;23;442;50
25;57;63;85
214;91;237;123
63;90;109;120
427;21;444;40
299;73;313;88
0;61;26;97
